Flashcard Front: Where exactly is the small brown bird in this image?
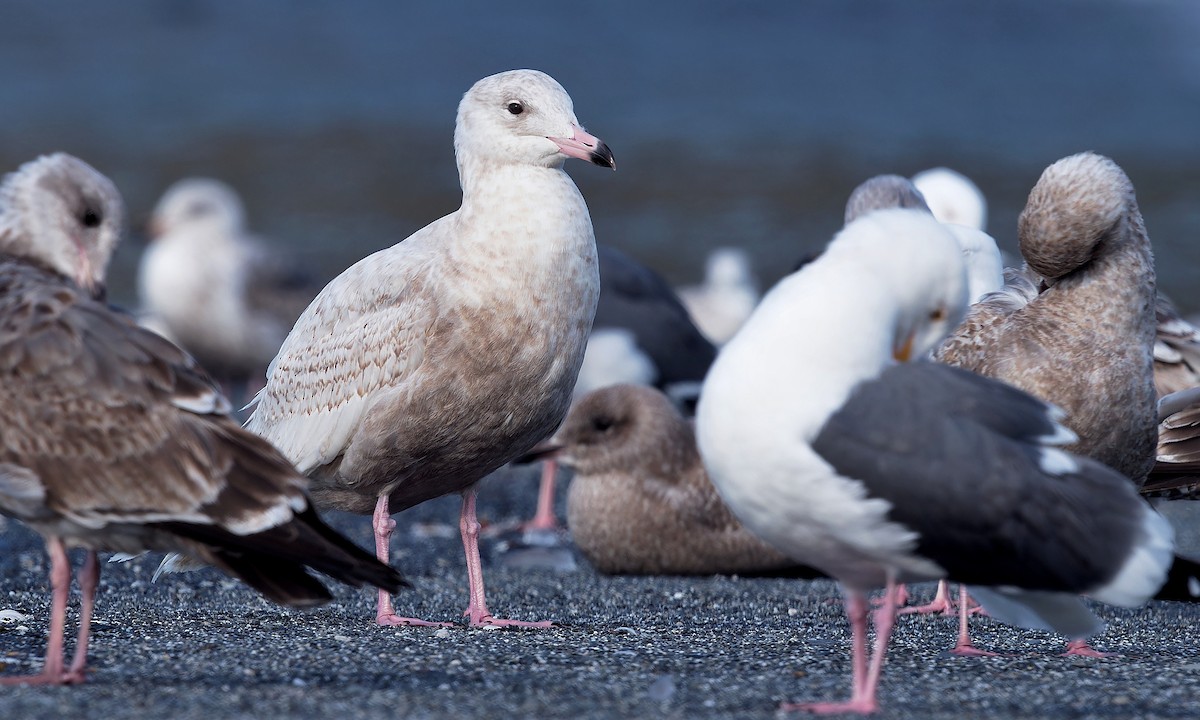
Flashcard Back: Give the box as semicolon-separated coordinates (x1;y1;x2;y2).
535;384;800;576
0;153;404;686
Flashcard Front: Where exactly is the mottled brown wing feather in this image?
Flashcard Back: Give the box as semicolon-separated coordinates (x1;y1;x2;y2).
0;259;405;603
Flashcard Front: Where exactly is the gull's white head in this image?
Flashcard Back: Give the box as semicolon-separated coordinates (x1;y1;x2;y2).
912;167;987;231
149;177;247;240
705;247;755;288
0;152;125;299
824;208;970;361
455;69;615;173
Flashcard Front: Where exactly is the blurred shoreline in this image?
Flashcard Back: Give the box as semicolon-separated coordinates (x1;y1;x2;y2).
2;0;1198;308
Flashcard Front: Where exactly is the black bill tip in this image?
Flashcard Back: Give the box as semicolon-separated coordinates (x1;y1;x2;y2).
589;141;616;171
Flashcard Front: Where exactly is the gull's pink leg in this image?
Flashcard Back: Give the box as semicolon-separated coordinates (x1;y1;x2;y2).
846;592;869;699
460;487;552;628
1061;639;1115;658
64;550;100;682
898;579;956;616
874;583;908;608
783;579;899;715
521;459;560;532
2;537;74;686
373;494;452;628
950;584;998;657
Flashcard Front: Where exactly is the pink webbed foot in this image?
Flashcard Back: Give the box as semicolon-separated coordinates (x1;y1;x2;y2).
464;611;554;629
898;580;956;616
376;614;455;628
0;672;83;686
898;597;955;616
950;641;1001;658
781;699;879;715
1061;640;1115;658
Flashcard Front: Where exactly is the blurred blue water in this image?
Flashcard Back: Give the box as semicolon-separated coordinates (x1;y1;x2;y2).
1;0;1198;306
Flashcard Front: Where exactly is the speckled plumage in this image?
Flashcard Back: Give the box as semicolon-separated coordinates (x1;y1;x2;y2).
936;152;1157;484
1152;294;1200;397
553;384;797;576
248;71;606;515
243;69;614;627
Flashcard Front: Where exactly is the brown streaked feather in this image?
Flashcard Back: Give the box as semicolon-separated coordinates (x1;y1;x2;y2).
1153;294;1200;397
0;256;404;605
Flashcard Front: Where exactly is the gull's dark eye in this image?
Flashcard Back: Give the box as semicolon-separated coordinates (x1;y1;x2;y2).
81;208;101;228
507;101;524;115
929;307;947;322
187;200;216;218
592;414;614;433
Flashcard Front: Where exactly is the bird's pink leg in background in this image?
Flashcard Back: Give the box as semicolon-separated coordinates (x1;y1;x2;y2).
64;550;100;682
372;494;453;627
460;487;552;628
784;578;902;715
898;579;956;616
1;537;76;686
950;584;998;657
521;459;560;532
1061;639;1114;658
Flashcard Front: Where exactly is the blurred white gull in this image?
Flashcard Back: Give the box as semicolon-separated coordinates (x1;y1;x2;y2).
911;166;988;231
137;178;315;390
230;69;614;628
844;174;1002;304
697;208;1173;714
677;246;759;345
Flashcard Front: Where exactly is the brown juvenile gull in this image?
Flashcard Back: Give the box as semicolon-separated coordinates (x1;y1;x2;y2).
520;245;718;533
0;154;404;685
526;384;804;575
696;208;1174;715
137;178;316;397
935;152;1158;656
937;152;1157;483
238;69;614;628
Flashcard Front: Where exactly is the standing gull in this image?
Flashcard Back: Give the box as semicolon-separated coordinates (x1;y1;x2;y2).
242;70;615;628
843;174;1002;620
696;208;1173;714
0;154;404;685
528;384;802;576
137;178;315;398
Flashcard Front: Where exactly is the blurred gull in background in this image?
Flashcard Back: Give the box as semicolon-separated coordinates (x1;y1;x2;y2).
137;178;316;401
677;246;760;346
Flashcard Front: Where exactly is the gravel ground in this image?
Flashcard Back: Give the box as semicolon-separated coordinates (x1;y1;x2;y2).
3;465;1200;719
